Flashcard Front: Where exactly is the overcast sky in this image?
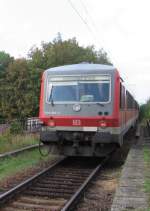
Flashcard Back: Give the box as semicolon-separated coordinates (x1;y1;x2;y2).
0;0;150;103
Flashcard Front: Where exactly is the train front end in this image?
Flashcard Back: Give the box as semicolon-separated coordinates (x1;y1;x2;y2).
39;64;120;157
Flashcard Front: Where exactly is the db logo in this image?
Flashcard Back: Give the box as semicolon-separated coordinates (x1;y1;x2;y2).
72;120;81;126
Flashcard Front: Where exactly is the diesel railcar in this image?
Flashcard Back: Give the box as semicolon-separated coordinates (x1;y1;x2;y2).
39;63;139;157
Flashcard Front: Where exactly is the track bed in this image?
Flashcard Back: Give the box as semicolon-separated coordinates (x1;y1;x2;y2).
0;157;108;211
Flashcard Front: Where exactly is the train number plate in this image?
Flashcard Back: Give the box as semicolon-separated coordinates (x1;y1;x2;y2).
83;127;97;131
72;120;81;126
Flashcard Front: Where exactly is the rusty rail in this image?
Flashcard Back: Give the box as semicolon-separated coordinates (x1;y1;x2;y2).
0;144;39;160
0;155;111;211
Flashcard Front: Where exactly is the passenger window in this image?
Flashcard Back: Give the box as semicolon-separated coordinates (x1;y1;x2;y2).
120;83;125;109
126;91;134;109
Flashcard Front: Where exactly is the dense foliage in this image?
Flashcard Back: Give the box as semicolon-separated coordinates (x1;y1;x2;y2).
0;34;111;120
140;100;150;120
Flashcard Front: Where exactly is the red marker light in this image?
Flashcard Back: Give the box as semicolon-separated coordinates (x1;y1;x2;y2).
48;119;55;127
99;121;107;128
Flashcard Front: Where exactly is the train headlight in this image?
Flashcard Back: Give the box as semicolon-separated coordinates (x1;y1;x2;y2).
48;119;55;127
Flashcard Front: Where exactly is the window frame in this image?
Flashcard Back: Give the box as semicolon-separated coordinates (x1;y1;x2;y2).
46;74;111;104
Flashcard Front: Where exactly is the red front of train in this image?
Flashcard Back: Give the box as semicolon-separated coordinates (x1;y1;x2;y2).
39;64;139;156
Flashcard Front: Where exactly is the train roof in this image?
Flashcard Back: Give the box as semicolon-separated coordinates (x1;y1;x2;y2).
45;63;117;75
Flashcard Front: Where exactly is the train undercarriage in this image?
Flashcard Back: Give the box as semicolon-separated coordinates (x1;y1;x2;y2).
40;129;120;157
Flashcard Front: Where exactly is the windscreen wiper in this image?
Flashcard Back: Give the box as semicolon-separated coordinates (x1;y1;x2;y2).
96;102;104;107
49;86;54;106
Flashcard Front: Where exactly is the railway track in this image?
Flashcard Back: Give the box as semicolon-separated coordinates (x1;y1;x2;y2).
0;144;39;160
0;155;110;211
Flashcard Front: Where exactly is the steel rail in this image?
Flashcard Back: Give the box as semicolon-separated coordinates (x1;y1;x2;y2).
61;156;109;211
0;144;40;159
0;157;66;206
0;153;113;210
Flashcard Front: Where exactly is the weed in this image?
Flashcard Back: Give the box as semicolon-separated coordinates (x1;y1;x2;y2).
0;132;39;153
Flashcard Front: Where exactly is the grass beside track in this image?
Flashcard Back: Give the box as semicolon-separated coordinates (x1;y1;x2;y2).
0;132;39;154
144;147;150;210
0;148;57;182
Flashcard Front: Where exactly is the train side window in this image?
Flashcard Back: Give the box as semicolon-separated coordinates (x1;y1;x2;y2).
120;83;125;109
127;91;134;109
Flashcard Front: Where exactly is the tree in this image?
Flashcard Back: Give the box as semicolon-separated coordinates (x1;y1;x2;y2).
0;51;13;76
29;33;111;70
0;51;13;121
0;34;112;120
140;99;150;120
1;59;31;119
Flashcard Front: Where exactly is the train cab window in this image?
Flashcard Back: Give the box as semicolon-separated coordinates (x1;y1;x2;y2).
47;76;111;103
47;82;78;102
79;82;110;102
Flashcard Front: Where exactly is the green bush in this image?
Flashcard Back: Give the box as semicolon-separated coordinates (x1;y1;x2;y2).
140;100;150;121
10;120;23;134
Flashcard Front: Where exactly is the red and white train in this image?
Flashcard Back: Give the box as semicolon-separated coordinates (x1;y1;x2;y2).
39;63;139;156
